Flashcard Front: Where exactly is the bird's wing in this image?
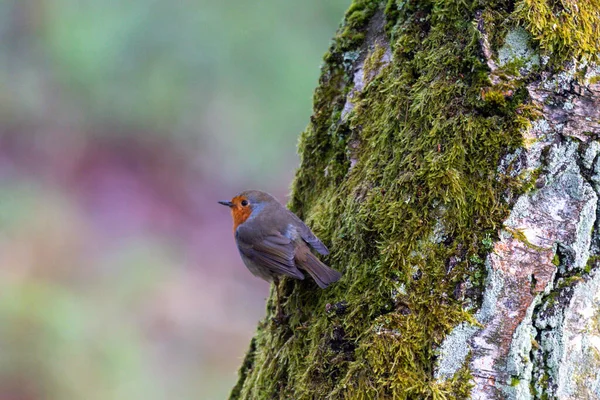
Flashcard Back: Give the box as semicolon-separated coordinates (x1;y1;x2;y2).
299;226;329;255
236;226;305;280
288;212;329;255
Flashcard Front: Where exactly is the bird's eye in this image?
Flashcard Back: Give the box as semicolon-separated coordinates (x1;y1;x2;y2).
241;200;249;207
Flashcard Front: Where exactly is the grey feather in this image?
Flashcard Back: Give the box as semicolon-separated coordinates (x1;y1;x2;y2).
236;226;305;280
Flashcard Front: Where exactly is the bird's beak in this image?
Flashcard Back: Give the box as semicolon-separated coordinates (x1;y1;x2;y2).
218;200;234;207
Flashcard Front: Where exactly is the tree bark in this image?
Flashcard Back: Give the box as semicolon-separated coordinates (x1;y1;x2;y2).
230;1;600;399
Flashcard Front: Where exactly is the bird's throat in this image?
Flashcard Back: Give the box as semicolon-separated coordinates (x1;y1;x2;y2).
232;206;252;232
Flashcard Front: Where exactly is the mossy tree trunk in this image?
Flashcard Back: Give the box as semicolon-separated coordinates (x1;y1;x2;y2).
230;1;600;399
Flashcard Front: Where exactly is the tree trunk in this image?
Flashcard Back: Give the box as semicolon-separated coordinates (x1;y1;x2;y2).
230;1;600;399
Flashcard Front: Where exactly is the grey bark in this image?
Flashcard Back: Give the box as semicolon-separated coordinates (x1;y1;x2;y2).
436;30;600;400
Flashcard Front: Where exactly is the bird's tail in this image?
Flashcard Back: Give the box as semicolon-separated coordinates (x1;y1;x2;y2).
295;245;341;289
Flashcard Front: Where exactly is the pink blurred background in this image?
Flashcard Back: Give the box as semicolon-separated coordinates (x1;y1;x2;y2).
0;1;349;399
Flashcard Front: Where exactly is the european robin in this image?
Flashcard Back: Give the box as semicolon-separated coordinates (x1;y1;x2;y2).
219;190;341;318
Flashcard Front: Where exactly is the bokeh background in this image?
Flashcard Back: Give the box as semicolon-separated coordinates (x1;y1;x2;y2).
0;1;349;399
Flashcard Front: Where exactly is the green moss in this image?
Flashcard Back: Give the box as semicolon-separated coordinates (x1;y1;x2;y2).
505;227;550;252
514;0;600;64
383;0;400;35
337;1;381;53
552;253;560;267
481;233;494;251
229;1;548;399
557;275;584;289
480;7;513;54
532;368;550;399
362;44;388;85
228;337;257;399
585;255;600;274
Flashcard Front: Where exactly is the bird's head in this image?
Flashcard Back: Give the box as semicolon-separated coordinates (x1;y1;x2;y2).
218;190;275;230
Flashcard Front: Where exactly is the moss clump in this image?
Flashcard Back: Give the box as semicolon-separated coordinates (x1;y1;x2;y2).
230;0;545;398
228;337;257;399
362;44;388;85
585;255;600;274
552;253;560;267
331;0;381;55
481;233;494;251
505;227;549;251
514;0;600;63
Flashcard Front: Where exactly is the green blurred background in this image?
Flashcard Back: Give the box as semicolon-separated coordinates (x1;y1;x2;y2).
0;1;349;398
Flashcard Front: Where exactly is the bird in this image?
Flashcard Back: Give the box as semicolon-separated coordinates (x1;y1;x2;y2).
218;190;342;319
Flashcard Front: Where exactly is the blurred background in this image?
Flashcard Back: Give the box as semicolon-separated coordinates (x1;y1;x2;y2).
0;1;349;399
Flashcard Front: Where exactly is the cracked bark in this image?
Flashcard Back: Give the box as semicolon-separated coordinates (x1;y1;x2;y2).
441;25;600;400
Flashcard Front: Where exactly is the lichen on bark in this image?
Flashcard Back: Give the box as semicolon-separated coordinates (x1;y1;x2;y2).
230;1;600;399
